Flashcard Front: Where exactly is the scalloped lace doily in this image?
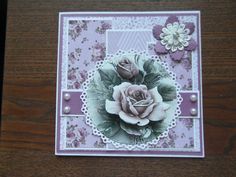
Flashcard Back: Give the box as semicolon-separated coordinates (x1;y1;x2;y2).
81;50;182;150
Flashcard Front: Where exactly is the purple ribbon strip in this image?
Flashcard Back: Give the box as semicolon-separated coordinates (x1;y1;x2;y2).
61;91;199;117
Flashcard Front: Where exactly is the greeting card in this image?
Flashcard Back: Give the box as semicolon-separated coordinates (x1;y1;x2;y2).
55;11;204;157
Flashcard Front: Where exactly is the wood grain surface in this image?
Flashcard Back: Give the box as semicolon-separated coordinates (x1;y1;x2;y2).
1;0;236;176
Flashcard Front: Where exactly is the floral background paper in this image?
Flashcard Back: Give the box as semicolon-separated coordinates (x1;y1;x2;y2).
66;117;106;149
67;20;111;89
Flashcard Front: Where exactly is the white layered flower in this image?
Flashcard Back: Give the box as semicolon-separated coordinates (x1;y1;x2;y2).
160;22;191;52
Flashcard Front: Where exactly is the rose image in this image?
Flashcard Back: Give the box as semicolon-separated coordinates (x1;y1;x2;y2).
105;82;170;127
83;52;180;146
116;58;139;80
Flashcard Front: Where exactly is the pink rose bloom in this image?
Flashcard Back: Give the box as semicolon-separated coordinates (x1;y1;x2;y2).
105;82;170;126
117;58;139;80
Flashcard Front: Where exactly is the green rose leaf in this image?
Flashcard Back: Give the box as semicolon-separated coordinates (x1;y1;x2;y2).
97;106;109;117
133;70;144;84
120;122;152;138
97;121;120;138
151;121;168;137
88;79;113;99
140;127;152;138
156;64;170;78
143;73;161;89
157;82;177;101
143;59;156;74
98;69;121;88
120;121;143;136
134;54;140;63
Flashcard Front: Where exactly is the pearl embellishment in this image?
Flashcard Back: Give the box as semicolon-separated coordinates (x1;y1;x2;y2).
190;108;197;116
64;93;71;101
64;106;71;114
190;94;197;102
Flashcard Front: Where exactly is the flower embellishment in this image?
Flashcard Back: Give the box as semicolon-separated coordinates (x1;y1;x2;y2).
153;15;197;61
160;23;191;52
83;52;180;146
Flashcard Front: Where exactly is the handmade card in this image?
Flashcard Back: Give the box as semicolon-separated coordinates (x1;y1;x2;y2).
55;11;204;157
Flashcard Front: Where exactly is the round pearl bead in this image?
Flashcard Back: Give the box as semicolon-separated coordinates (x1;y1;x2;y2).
64;106;71;114
64;93;71;101
190;94;197;102
190;108;197;116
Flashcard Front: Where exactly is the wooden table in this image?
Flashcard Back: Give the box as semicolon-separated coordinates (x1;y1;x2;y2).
1;0;236;176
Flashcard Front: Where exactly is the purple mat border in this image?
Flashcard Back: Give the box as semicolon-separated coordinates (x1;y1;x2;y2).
55;11;204;158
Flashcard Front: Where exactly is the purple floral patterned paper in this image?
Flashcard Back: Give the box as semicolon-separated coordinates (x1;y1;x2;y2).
67;20;111;89
66;117;106;149
153;118;194;148
148;43;192;90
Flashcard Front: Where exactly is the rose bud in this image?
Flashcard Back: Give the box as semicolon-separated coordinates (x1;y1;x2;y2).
117;58;139;79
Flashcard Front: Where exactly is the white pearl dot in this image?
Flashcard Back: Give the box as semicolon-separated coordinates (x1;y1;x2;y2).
64;106;71;114
190;108;197;116
190;94;197;102
64;93;71;101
